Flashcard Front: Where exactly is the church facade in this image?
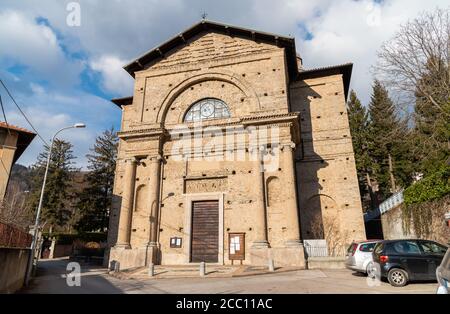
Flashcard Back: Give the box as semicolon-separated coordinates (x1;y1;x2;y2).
107;21;366;269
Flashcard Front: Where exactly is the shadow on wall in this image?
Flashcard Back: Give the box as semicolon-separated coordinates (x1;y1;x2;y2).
291;84;336;242
104;194;122;267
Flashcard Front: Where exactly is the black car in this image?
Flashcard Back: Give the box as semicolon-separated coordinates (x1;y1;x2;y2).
372;239;448;287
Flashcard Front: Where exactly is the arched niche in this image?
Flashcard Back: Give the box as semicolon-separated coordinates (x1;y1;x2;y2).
134;184;147;212
157;71;260;126
304;194;339;239
266;176;281;207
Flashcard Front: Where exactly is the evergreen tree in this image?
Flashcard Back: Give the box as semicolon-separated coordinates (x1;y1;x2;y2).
347;90;372;211
75;128;118;232
27;139;77;232
413;56;450;175
367;80;414;199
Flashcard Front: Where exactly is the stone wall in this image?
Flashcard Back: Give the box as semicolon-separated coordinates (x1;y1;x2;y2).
381;205;416;240
0;248;30;294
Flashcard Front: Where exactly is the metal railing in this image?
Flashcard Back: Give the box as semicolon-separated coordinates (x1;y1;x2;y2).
379;190;404;215
304;239;329;257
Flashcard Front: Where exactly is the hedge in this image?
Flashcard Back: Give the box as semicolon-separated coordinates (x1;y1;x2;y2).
43;232;107;245
404;164;450;206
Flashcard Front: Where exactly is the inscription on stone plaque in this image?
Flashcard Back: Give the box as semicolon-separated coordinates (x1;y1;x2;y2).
185;177;228;194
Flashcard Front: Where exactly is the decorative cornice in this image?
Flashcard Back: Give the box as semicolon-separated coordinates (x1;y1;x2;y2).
117;112;301;145
118;128;167;140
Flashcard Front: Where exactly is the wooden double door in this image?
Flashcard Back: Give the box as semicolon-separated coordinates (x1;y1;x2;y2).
190;200;219;263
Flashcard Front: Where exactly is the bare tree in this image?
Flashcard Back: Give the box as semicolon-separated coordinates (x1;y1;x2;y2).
375;7;450;116
310;214;349;257
0;181;33;229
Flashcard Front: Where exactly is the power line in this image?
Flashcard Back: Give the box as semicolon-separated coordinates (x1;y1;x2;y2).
0;79;48;146
0;94;11;136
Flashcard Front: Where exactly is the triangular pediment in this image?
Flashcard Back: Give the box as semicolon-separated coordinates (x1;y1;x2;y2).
124;20;299;79
149;31;279;71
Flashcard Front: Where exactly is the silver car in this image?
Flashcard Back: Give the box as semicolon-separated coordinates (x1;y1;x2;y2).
345;240;382;274
437;248;450;294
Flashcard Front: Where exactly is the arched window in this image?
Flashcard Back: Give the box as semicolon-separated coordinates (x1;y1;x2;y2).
184;98;231;122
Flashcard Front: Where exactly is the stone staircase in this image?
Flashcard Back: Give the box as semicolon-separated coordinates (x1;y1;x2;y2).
109;264;304;280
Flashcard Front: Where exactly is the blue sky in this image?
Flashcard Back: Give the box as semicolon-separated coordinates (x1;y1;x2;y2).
0;0;448;168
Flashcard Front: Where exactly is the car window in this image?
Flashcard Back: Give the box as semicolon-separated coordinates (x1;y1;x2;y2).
374;243;384;254
392;241;421;255
419;241;448;254
347;243;356;254
360;243;377;252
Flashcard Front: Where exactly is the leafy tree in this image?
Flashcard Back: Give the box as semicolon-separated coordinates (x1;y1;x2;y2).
27;139;77;232
75;128;118;232
402;164;450;239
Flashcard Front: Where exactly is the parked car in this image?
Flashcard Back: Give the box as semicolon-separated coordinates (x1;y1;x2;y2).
372;239;448;287
345;240;382;274
436;248;450;294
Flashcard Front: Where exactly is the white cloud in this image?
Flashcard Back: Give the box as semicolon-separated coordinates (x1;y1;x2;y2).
90;55;134;96
1;0;449;168
299;0;449;104
4;88;121;168
0;10;83;88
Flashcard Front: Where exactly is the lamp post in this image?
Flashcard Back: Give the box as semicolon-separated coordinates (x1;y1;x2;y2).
25;123;86;285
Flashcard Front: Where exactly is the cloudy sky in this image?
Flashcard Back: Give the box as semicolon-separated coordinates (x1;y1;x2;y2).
0;0;448;168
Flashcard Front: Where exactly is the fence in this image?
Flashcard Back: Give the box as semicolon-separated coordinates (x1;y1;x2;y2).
304;240;329;257
303;239;348;258
0;222;32;248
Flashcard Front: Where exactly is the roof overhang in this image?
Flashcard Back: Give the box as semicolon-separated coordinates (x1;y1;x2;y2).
297;63;353;100
0;123;36;164
14;131;35;164
123;20;299;81
111;96;133;108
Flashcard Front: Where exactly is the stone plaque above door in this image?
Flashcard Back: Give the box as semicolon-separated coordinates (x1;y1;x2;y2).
185;177;228;194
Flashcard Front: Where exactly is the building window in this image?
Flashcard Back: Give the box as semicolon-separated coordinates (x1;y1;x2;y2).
184;98;231;122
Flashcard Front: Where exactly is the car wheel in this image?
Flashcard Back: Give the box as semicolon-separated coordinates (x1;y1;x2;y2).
387;268;408;287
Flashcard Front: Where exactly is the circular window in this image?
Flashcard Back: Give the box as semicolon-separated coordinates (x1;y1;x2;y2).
184;98;231;122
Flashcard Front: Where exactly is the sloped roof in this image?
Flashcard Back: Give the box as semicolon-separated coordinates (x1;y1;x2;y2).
114;22;353;107
298;63;353;100
0;122;36;164
124;19;299;80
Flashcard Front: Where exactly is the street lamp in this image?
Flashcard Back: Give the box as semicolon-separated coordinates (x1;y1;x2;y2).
25;123;86;285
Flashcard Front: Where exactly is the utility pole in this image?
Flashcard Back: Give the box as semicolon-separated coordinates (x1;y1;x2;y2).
25;123;86;285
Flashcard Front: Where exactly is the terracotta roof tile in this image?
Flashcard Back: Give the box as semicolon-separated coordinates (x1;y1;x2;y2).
0;121;35;135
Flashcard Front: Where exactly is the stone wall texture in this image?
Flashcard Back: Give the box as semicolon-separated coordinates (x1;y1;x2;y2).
0;248;30;294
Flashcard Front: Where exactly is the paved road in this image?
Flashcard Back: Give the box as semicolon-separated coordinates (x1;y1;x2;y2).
20;258;437;294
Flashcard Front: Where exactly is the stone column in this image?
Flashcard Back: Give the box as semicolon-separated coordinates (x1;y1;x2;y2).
116;158;138;248
148;155;162;247
251;146;269;248
282;143;302;247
